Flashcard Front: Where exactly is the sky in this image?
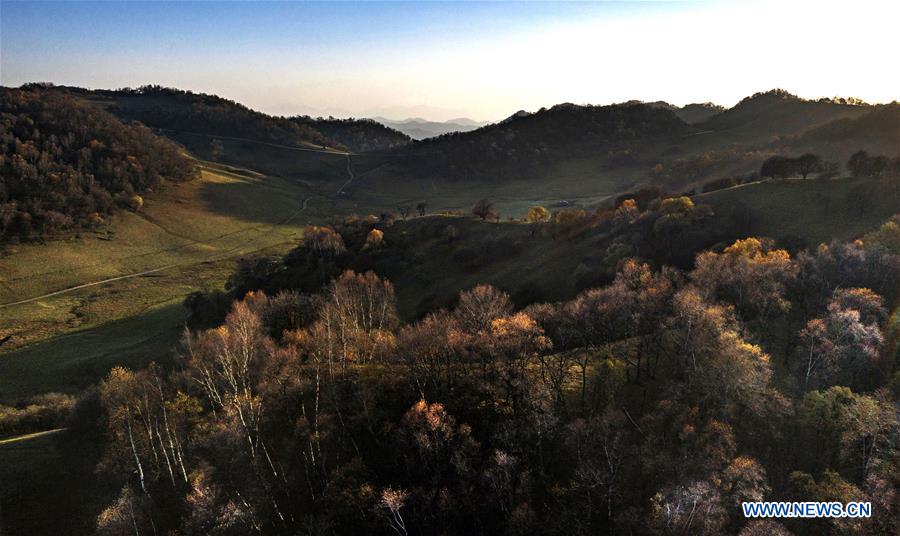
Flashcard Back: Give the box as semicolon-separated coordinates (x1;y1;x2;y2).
1;1;898;122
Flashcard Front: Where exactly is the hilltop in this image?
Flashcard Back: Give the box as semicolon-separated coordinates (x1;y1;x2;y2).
619;99;725;124
59;84;412;153
697;88;871;145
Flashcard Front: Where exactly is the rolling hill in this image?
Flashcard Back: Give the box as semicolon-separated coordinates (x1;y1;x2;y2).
790;102;900;158
696;88;872;145
675;102;726;124
85;85;412;153
373;102;695;182
0;86;196;242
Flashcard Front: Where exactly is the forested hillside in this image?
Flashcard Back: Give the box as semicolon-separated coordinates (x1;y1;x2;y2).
0;86;196;242
79;209;900;535
383;103;694;181
293;116;411;152
102;85;331;147
101;86;411;153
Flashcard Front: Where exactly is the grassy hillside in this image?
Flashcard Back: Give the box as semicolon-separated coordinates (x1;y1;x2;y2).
370;216;592;319
0;162;340;400
0;429;113;536
699;175;897;246
346;155;646;218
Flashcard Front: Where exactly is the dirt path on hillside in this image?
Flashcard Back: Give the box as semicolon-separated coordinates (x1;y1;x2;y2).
336;154;355;195
0;428;67;446
0;195;314;309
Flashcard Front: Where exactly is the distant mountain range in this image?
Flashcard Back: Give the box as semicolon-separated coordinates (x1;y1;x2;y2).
374;116;491;140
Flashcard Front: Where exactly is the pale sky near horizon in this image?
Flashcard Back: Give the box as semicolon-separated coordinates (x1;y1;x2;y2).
1;1;898;122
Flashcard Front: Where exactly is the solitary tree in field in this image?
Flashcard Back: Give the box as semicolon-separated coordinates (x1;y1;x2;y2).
797;153;824;179
526;205;550;237
526;205;550;224
472;199;498;221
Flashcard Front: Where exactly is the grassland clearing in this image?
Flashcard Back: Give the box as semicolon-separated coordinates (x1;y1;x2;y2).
700;175;898;245
0;163;336;401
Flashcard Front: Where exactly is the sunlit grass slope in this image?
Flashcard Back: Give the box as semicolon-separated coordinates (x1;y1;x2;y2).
0;164;333;400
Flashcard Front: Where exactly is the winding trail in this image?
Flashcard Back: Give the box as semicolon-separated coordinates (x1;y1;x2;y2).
0;143;363;311
336;154;355;195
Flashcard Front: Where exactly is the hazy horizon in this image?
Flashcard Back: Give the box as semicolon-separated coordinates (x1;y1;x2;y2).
2;0;898;122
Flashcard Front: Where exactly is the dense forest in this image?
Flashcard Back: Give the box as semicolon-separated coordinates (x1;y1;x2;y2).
72;185;900;534
0;86;196;242
102;85;332;147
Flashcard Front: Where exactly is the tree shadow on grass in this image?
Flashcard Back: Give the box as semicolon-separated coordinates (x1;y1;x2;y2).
0;302;187;403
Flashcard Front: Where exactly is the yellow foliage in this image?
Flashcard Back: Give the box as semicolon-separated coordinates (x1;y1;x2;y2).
659;196;694;214
364;228;385;250
526;205;550;223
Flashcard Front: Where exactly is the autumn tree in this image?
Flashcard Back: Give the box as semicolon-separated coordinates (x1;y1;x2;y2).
526;205;550;236
795;289;884;391
666;288;778;417
472;198;498;221
363;228;385;250
692;238;796;321
647;480;728;535
453;284;513;334
313;270;399;365
300;225;346;259
612;198;639;226
526;205;550;224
